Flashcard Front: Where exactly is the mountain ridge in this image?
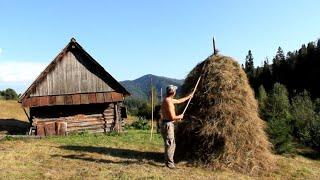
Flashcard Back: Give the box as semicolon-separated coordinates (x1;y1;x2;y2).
120;74;184;100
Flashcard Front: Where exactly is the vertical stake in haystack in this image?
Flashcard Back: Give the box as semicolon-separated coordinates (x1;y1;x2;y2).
150;77;154;141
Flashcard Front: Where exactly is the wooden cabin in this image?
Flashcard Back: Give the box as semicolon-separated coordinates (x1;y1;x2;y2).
19;38;130;136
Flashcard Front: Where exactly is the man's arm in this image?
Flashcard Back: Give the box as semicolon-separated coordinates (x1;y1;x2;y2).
172;93;193;104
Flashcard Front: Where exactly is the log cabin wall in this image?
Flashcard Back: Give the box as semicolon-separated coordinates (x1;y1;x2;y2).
31;103;125;135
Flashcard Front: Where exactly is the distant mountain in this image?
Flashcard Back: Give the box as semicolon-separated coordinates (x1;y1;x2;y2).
120;74;184;100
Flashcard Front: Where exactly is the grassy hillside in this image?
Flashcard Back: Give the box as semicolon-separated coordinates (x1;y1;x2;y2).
0;100;29;135
0;100;28;121
0;100;320;179
120;74;183;100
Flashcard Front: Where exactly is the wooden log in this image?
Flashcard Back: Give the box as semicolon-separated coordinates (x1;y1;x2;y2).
65;95;73;105
67;120;105;126
113;103;121;132
103;108;114;113
72;94;81;104
111;92;123;102
85;114;103;118
31;97;40;107
104;92;113;102
103;115;114;119
103;111;113;114
103;110;114;114
22;98;31;107
105;124;112;128
96;93;104;103
68;125;105;131
88;93;97;104
56;121;67;135
67;121;105;128
80;94;89;104
36;124;45;136
66;117;104;123
103;111;114;115
68;124;105;129
105;119;114;124
34;118;64;123
39;96;49;106
49;96;56;105
44;122;56;136
56;95;65;105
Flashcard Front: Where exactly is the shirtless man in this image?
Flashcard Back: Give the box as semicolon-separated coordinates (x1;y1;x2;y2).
161;85;193;169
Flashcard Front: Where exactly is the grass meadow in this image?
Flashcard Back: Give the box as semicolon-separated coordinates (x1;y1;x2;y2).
0;100;320;179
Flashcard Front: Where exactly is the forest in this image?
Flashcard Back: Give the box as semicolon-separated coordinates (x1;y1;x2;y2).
244;39;320;153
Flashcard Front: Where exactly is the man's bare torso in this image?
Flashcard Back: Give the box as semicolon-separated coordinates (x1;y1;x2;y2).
161;97;176;121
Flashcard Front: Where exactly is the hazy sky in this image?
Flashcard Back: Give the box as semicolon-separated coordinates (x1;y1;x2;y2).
0;0;319;93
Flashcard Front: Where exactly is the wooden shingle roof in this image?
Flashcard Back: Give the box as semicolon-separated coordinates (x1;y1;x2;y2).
19;38;130;106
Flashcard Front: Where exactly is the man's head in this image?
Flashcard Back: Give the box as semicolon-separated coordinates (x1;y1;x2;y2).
166;85;177;97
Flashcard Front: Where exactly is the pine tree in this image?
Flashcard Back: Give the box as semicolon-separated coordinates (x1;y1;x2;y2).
245;50;254;72
244;50;255;89
265;83;293;154
261;58;273;91
275;47;285;62
317;39;320;49
272;47;286;83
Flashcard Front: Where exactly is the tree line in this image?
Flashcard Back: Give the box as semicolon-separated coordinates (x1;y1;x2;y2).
244;39;320;98
0;88;19;100
244;39;320;153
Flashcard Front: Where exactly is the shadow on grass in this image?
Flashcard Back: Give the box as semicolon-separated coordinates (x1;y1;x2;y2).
57;145;164;166
298;150;320;160
0;118;29;135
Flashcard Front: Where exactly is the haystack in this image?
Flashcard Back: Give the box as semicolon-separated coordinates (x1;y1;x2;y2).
176;54;274;174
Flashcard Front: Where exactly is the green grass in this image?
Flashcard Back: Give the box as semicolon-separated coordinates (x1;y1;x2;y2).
1;129;320;179
1;130;239;180
1;100;320;179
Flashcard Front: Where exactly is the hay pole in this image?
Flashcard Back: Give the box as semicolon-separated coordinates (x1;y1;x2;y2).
182;76;201;115
182;36;216;116
150;77;154;141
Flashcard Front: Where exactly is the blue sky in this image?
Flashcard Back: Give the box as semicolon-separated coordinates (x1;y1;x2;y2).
0;0;319;93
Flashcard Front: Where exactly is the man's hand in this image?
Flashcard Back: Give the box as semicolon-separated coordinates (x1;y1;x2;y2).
188;93;194;99
177;114;184;120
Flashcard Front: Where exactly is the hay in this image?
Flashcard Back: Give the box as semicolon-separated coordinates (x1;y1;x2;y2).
176;54;274;175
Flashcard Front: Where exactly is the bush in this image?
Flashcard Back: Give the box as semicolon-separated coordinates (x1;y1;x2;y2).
123;98;146;116
136;103;152;119
309;116;320;148
129;118;150;130
265;83;293;154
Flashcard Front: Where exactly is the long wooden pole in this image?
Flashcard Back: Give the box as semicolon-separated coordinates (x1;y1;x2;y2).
150;77;154;141
181;37;216;116
182;76;202;115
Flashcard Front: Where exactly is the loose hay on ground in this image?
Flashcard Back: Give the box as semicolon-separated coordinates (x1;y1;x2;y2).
176;54;275;175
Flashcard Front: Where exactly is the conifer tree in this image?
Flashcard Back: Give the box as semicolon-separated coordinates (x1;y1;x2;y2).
244;50;255;88
257;85;267;118
265;83;293;154
291;91;315;145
